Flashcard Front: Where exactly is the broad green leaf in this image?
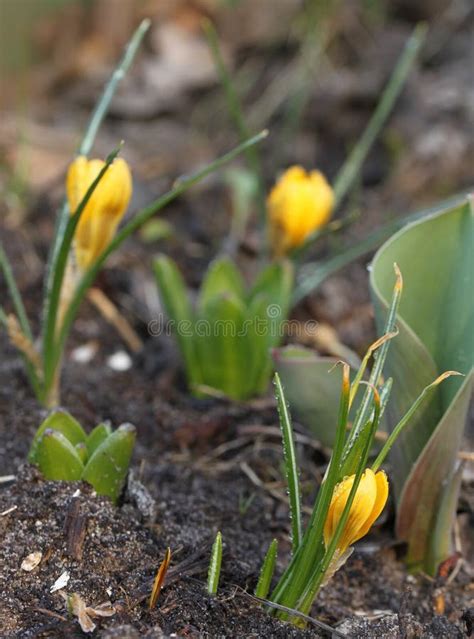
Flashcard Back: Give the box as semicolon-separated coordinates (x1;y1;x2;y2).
244;294;276;395
198;257;246;312
86;422;113;456
248;259;294;318
194;293;250;399
82;423;136;503
36;430;85;481
75;443;88;464
395;372;472;573
153;255;201;386
370;197;473;573
29;410;86;464
273;346;341;447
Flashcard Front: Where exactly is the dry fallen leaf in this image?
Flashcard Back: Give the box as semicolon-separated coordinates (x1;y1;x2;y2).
60;592;115;634
20;551;42;572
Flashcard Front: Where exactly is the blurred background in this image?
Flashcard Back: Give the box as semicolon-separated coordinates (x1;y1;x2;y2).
0;0;473;352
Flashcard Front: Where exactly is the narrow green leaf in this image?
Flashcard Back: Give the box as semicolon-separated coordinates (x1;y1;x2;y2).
332;23;427;208
203;19;266;223
153;255;201;386
0;241;32;339
207;531;223;595
82;423;136;503
274;373;302;554
86;422;113;456
29;410;86;464
255;539;278;599
36;430;85;481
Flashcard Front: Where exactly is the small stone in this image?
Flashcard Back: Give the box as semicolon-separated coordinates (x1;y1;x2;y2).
107;351;132;372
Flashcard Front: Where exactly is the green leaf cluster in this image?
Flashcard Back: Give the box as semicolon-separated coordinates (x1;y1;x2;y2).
28;410;136;504
154;256;293;400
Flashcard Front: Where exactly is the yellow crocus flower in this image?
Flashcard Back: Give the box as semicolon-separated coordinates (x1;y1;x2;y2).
267;166;334;256
324;468;389;555
67;156;132;270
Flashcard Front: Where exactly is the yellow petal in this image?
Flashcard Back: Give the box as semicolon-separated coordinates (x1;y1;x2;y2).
66;157;132;270
353;470;389;542
67;156;90;213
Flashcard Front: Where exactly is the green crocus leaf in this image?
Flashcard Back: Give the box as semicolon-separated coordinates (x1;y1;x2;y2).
248;259;293;318
244;294;275;395
370;196;473;574
29;410;87;464
153;255;201;386
86;422;113;456
82;423;136;503
36;429;85;480
194;293;249;399
198;257;246;312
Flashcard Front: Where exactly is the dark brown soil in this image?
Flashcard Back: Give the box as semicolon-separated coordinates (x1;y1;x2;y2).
1;329;472;638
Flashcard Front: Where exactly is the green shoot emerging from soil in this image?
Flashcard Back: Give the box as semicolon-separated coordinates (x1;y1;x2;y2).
207;531;223;595
28;410;136;504
154;256;293;401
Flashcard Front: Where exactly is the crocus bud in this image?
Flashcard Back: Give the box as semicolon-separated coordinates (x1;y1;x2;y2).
324;468;389;555
67;156;132;270
267;166;334;256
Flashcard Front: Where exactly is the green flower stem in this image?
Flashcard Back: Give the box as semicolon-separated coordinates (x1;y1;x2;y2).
47;132;268;387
